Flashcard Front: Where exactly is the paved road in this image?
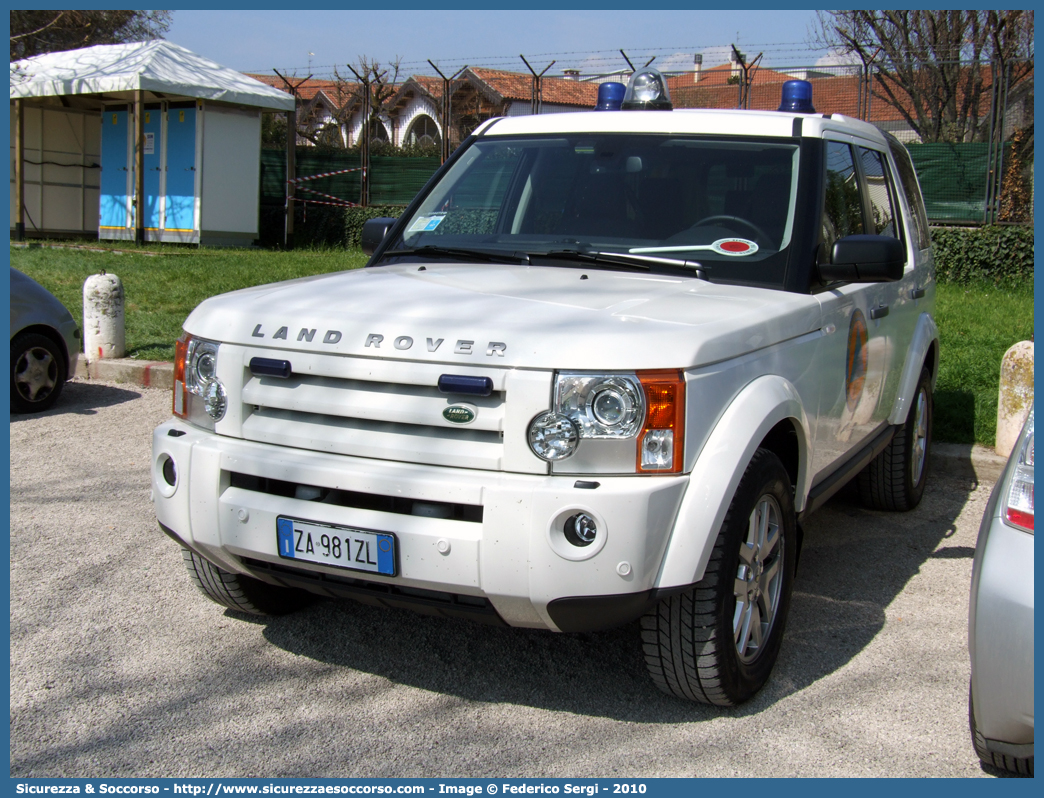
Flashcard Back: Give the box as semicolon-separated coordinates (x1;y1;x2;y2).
10;380;1007;778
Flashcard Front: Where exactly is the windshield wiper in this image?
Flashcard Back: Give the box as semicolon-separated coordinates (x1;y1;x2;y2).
382;245;530;265
536;248;707;279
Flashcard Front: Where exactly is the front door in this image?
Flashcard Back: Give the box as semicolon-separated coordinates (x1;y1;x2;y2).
811;139;904;477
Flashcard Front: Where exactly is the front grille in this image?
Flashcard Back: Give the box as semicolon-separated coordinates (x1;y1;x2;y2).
231;349;511;471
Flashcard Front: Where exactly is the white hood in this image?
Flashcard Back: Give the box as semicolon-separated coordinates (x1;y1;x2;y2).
184;263;821;370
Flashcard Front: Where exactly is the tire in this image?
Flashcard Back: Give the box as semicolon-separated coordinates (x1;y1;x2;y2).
11;332;67;414
641;449;797;705
182;548;315;616
970;687;1034;776
858;366;933;511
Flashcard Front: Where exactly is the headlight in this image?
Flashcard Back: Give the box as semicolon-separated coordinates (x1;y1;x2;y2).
173;334;226;429
556;374;644;438
527;370;685;474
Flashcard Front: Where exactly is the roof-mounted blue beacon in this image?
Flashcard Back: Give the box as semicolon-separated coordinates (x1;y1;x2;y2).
778;79;815;113
595;81;626;111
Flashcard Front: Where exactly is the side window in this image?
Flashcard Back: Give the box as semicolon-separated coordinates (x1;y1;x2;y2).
822;141;864;248
859;148;899;238
888;139;932;250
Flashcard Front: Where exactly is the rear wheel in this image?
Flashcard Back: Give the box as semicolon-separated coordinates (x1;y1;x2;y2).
182;548;314;616
641;449;797;705
970;686;1034;776
858;366;932;511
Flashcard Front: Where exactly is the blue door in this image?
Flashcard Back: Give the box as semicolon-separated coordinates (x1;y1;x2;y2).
99;109;130;230
165;105;197;231
142;107;162;229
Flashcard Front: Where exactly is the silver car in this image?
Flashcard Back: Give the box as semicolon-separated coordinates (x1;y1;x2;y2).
9;267;80;413
969;407;1034;775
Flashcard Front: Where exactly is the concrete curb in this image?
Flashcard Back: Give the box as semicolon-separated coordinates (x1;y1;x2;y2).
74;356;174;390
71;357;1010;483
930;442;1008;484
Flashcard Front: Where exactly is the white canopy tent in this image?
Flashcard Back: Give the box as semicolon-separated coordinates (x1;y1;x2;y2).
11;41;297;245
10;41;295;111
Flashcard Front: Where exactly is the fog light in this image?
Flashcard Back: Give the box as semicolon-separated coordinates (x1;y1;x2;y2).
161;455;177;487
564;512;598;547
202;379;227;421
528;411;580;461
641;429;674;470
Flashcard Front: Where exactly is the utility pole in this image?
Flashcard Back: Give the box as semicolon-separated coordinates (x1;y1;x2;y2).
428;61;468;164
274;69;311;249
521;55;555;115
730;44;762;109
14;99;25;241
345;63;379;207
134;89;145;245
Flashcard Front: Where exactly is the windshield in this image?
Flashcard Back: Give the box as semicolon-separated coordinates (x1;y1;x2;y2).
383;133;801;287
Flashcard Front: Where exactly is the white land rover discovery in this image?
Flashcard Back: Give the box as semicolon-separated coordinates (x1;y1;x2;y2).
152;72;938;706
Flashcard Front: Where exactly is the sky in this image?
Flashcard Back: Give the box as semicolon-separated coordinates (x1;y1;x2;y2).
166;9;840;80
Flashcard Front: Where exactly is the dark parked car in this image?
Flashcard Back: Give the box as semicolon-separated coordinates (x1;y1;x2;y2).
9;267;79;413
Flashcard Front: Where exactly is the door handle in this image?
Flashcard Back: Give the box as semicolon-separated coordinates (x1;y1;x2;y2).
870;305;889;320
911;287;926;300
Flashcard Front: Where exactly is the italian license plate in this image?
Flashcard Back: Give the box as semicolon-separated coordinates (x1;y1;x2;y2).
276;517;396;576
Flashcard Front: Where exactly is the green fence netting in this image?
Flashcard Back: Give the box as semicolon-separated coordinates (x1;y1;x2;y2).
370;156;442;205
261;149;440;208
262;143;1011;228
906;142;990;223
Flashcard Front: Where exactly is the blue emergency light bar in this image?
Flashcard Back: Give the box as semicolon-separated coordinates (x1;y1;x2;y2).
595;82;626;111
778;80;815;113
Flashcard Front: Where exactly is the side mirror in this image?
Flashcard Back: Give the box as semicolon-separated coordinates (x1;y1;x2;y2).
361;217;398;256
820;234;905;283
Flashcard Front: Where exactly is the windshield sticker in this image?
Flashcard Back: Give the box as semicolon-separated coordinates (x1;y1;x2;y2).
408;213;446;233
711;238;759;256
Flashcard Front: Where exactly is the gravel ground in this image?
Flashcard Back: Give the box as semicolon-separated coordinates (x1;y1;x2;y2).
10;379;1008;778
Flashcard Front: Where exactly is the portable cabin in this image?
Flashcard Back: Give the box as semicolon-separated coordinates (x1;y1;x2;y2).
11;41;295;246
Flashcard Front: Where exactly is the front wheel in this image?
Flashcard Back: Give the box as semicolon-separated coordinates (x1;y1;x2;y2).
182;548;315;616
641;449;797;705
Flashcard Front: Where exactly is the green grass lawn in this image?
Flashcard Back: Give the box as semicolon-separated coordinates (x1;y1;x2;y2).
11;242;1033;447
933;281;1034;446
11;242;367;361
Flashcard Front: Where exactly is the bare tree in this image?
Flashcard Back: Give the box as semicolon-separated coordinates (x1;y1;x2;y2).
814;10;1033;142
11;10;172;61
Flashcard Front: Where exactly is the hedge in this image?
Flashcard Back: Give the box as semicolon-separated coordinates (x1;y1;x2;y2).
258;204;405;249
930;225;1034;287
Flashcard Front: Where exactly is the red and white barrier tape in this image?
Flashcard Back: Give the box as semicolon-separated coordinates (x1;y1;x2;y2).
288;166;365;185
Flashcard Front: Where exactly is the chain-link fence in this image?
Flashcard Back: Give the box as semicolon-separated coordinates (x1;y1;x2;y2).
264;59;1032;227
648;59;1031;224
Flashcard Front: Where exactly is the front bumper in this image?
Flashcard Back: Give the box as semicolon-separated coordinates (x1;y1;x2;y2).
152;419;689;631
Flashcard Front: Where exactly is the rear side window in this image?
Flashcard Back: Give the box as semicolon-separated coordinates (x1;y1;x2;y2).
822;141;864;248
887;139;932;250
859;148;899;238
